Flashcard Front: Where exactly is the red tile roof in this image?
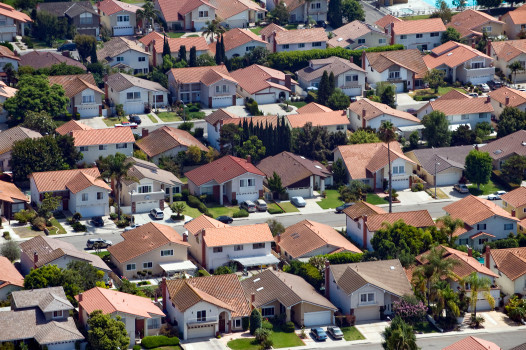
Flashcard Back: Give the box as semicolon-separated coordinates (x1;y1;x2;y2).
204;108;239;126
0;45;19;61
375;14;402;29
365;49;428;78
491;39;526;62
447;9;503;38
155;0;215;22
214;0;265;21
259;23;286;38
349;98;421;123
296;102;333;114
48;74;103;99
0;180;28;203
184;214;227;236
422;93;494;116
490;247;526;281
444;195;520;226
185;155;265;186
55;120;93;136
230;64;297;94
202;223;273;247
393;18;446;35
286;110;349;128
365;210;434;232
216;28;265;52
478;129;526;161
501;186;526;208
98;0;140;15
503;5;526;25
29;168;108;193
488;86;526;107
0;256;24;289
343;201;386;220
424;41;493;70
136;126;208;158
71;127;135;146
274;27;327;45
0;2;31;22
140;32;209;54
19;51;86;71
443;336;501;350
221;115;280;128
167;65;236;86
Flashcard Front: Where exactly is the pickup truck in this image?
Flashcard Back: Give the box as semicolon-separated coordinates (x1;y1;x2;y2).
454;184;469;193
115;121;138;129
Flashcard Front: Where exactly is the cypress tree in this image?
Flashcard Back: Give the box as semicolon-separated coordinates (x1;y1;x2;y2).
328;72;336;96
90;42;97;63
215;37;223;65
328;0;343;29
162;34;170;57
189;46;197;67
318;71;330;105
249;118;254;136
242;119;249;141
178;45;187;62
220;34;226;64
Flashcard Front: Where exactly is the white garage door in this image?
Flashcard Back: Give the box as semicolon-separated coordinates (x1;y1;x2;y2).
113;26;134;36
354;306;380;322
236;192;258;203
212;96;232;108
136;200;157;213
304;311;332;327
391;177;409;190
187;325;215;339
436;171;462;186
77;205;105;218
469;75;493;85
48;341;76;350
124;102;144;114
255;93;276;105
78;105;100;118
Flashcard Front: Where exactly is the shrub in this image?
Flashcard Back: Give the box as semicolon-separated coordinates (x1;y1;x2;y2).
72;212;82;221
72;221;87;232
231;199;238;206
197;269;210;277
115;219;128;228
505;295;526;322
283;321;295;333
197;202;208;214
31;216;46;231
283;260;323;290
181;189;189;201
109;212;118;220
14;209;36;225
393;295;428;325
173;193;183;201
159;323;179;338
214;265;233;275
242;317;250;331
262;320;273;330
141;335;179;349
233;209;249;218
254;328;271;343
133;346;141;350
187;195;201;208
2;231;10;240
268;207;284;214
322;252;363;265
250;308;262;335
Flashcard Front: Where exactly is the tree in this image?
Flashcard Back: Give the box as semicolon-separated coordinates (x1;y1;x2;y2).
24;265;63;290
317;71;330;105
136;0;160;32
332;158;347;187
424;69;446;94
382;316;419;350
178;45;187;62
219;123;242;155
341;0;365;23
235;135;266;162
327;88;350;110
20;111;56;135
463;272;495;317
431;0;452;24
349;129;381;144
246;47;269;66
57;134;83;167
433;281;461;319
502;154;526;184
97;153;138;220
508;61;524;84
409;130;419;150
452;0;467;11
189;46;197;67
497;106;526;138
66;260;106;292
186;145;202;164
3;63;16;86
267;172;285;199
293;122;332;161
476;30;489;53
162;34;170;57
451;124;476;146
376;83;396;108
32;12;75;46
268;1;289;25
422;111;451;148
378;121;396;213
74;34;97;62
250;308;262;335
196;54;217;67
1;240;20;262
465;149;492;190
87;310;130;350
437;215;464;246
477;0;503;9
441;27;461;43
203;18;225;43
38;192;61;219
328;0;342;28
171;202;186;219
328;72;336;96
338;181;368;203
266;218;285;237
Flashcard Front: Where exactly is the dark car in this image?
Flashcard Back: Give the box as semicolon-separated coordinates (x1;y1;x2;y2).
310;328;327;341
335;202;353;213
488;80;503;90
86;238;112;249
216;215;233;224
327;326;344;339
316;20;327;28
129;114;142;124
57;43;76;52
91;216;104;227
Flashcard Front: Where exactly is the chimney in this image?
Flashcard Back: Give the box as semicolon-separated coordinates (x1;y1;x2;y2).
250;293;256;310
183;232;188;242
485;245;491;269
486;96;491;103
246;155;252;164
468;247;473;257
142;128;149;138
201;230;207;270
78;293;83;302
161;277;167;312
512;209;516;217
324;260;330;298
275;234;281;253
506;96;510;105
362;215;368;250
487;40;492;56
361;50;366;70
285;74;291;89
472;42;476;49
33;252;38;269
390;22;395;45
362;109;366;128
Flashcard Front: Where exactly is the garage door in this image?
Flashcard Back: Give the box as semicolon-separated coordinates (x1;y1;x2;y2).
77;205;105;218
212;96;232;108
304;311;332;327
391;177;409;190
113;26;134;36
354;306;380;322
469;75;493;85
436;171;461;186
78;105;100;118
186;324;215;339
124;102;144;114
255;93;276;105
236;192;258;203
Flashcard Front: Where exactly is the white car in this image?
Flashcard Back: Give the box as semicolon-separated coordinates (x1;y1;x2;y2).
487;191;507;200
479;83;490;92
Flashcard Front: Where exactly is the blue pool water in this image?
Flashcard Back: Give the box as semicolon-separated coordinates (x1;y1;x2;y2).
399;8;415;14
420;0;478;8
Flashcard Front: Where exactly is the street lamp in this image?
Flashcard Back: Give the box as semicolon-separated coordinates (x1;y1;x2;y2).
434;160;440;199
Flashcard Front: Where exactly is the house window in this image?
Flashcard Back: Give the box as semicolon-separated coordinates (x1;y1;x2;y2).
99;145;107;150
357;222;361;229
400;35;407;39
234;245;243;251
360;292;375;304
298;43;305;48
282;44;290;49
471;62;484;69
246;46;255;52
148;318;160;329
213;247;223;253
82;193;88;201
82;93;94;104
240;178;255;187
53;310;63;318
337;125;345;130
261;307;274;317
161;249;173;256
311;2;321;9
379;38;386;44
461;115;470;120
358;38;365;44
458;238;468;245
346;75;358;82
155;94;164;103
216;85;229;93
393;165;405;174
312;42;322;47
483;26;492;32
80;12;92;25
126;91;140;100
416;33;423;38
312;82;319;88
138;57;146;62
138;185;152;193
143;261;153;269
479;238;488;245
253;243;265;249
477;223;487;230
116;56;124;62
197;310;207;321
198;11;208;17
117;15;129;22
116;143;128;149
430;32;439;37
388;70;400;79
479;113;486;118
234;319;241;328
79;146;89;152
126;263;136;270
97;192;103;200
504;223;514;230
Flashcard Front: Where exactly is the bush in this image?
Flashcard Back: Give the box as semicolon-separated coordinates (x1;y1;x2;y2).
283;321;295;333
109;212;118;220
72;212;82;221
268;207;284;214
31;216;46;231
242;317;250;331
133;346;141;350
187;195;201;208
141;335;179;349
233;209;249;218
193;127;204;139
262;320;273;330
250;308;262;335
2;231;10;240
322;252;363;264
197;202;208;213
181;189;189;201
231;199;238;206
393;295;428;325
283;260;323;290
505;295;526;322
173;193;183;201
14;209;36;225
159;323;179;338
254;328;271;343
72;221;87;232
197;269;210;277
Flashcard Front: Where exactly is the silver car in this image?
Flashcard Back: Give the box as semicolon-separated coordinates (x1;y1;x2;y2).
240;200;257;213
150;208;164;219
291;196;306;207
256;199;267;212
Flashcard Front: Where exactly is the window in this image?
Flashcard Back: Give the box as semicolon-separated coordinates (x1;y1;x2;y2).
234;245;243;251
430;32;439;37
138;185;152;193
245;46;256;52
477;223;487;230
479;238;488;245
161;249;173;256
479;113;486;118
116;56;124;62
388;70;400;79
337;125;345;130
360;293;375;304
97;192;103;200
148;318;160;329
357;222;361;229
0;19;5;26
253;243;265;249
358;38;365;44
53;310;63;318
461;114;470;120
213;247;223;253
312;82;319;88
116;143;128;149
298;43;305;48
215;85;229;93
79;146;89;152
346;75;358;82
483;26;492;32
234;319;241;328
80;12;92;25
524;207;526;213
126;91;140;100
416;34;423;38
138;57;146;62
126;263;136;270
99;144;107;150
311;2;321;9
261;307;274;317
379;38;386;44
82;94;94;104
393;165;405;174
400;35;407;39
117;15;129;22
240;178;255;187
282;44;289;49
312;42;322;47
197;310;206;322
143;261;153;269
458;239;468;245
504;223;514;230
82;193;88;201
198;11;208;17
471;62;484;69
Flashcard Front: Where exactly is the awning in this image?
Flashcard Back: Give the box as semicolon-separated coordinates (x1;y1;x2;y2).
397;125;425;132
230;254;280;267
160;260;197;273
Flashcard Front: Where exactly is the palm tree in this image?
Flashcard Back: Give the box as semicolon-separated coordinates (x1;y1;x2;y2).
432;281;461;319
508;61;523;85
382;316;419;350
437;215;464;246
97;153;138;220
136;0;160;32
378;121;397;213
202;18;225;43
463;272;495;317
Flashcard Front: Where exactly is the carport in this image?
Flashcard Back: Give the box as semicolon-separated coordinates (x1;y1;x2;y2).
160;260;198;276
230;254;279;269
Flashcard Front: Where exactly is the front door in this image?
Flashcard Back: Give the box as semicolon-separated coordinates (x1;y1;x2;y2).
219;313;226;333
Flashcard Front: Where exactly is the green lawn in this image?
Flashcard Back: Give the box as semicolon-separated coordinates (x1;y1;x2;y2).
174;201;201;218
91;251;110;258
156;112;182;122
413;321;438;334
103;116;127;127
341;326;365;341
166;32;185;38
366;193;388;205
49;218;66;235
186;34;200;37
403;14;432;20
151;347;182;350
147;114;159;123
284;24;299;30
288;101;307;109
278;202;300;213
186;110;206;120
316;189;343;209
207;205;238;218
250;26;263;35
227;338;259;350
268;203;284;214
270;326;304;348
468;179;505;196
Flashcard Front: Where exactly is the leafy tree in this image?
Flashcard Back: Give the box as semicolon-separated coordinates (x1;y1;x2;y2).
66;260;106;292
186;145;202;164
463;272;495;317
349;129;380;144
196;53;217;67
87;310;130;350
328;0;342;28
179;45;187;62
266;218;285;237
497;106;526;138
332;158;347;186
32;12;75;46
341;0;365;22
235;135;266;162
74;34;97;62
378;121;396;212
24;265;63;290
508;61;524;84
382;316;419;350
465;149;492;190
250;308;262;335
476;0;502;9
57;134;83;167
246;47;269;66
317;71;331;105
268;1;289;25
1;240;20;262
148;68;168;88
118;279;146;296
452;0;467;10
219;123;242;155
409;130;419;149
441;27;461;43
451;124;476;146
203;18;225;43
476;30;489;53
376;82;396;108
431;0;452;23
475;121;492;140
328;88;350;110
502;154;526;184
437;215;464;246
267;172;285;199
424;69;446;93
293;122;331;161
3;63;16;86
205;146;219;163
43;62;87;76
136;0;160;32
338;180;368;203
20;111;56;135
433;281;461;319
189;46;197;67
422;111;451;147
38;192;61;219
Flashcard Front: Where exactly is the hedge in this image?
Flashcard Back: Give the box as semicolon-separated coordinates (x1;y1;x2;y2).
322;252;363;264
141;335;179;349
492;170;520;191
233;209;249;218
266;44;405;73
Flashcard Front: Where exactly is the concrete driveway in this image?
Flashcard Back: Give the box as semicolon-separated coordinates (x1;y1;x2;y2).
296;198;326;215
440;186;469;201
182;337;227;350
396;189;432;205
395;93;427;112
354;321;389;343
79;116;109;129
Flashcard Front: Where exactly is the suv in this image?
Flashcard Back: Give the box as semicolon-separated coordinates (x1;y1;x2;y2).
129;114;142;124
86;238;112;249
240;200;256;213
150;208;164;220
57;42;76;52
91;216;104;227
454;184;469;193
255;199;267;212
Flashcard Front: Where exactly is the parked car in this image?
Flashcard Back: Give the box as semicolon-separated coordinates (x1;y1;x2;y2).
123;223;143;231
86;238;112;249
216;216;233;224
468;93;479;98
335;202;353;213
57;42;76;52
91;216;104;227
150;208;164;220
479;83;490;92
487;191;507;200
488;80;502;90
115;121;138;129
128;114;142;124
310;328;327;341
291;196;306;207
454;184;469;193
256;199;267;212
327;326;344;339
316;20;327;28
240;200;257;213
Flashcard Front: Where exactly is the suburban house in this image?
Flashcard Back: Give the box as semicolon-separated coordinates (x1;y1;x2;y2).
489;39;526;83
214;0;266;28
97;0;140;36
334;142;416;190
106;72;169;114
423;41;495;85
210;28;266;59
443;195;520;250
241;269;338;326
268;27;327;53
501;4;526;39
183;215;278;271
259;22;287;50
487;246;526;296
363;49;428;92
327;20;389;50
72;127;135;164
488;86;526;116
120;157;183;213
230;64;297;104
0;180;28;219
478;130;526;169
48;74;104;118
416;90;494;130
154;0;215;31
326;259;413;321
97;37;150;74
107;223;194;280
55;120;93;136
0;287;84;349
447;9;504;45
0;2;31;41
501;186;526;233
166;65;239;108
0;256;24;300
161;274;250;339
265;0;328;23
0;126;41;172
0;81;16;118
29;168;111;217
296;102;333;114
384;17;446;51
205;109;240;149
374;14;402;31
276;220;361;261
136;126;208;164
405;145;473;186
348;98;421;131
140;32;209;66
286;110;350;133
185;155;265;205
444;336;502;350
256;151;332;199
343;202;434;250
37;1;100;37
76;287;165;345
296;56;366;97
0;45;19;76
19;51;86;71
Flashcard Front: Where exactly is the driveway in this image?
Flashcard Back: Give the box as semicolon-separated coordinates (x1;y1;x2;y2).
259;103;298;115
440;186;469;201
354;321;389;343
182;338;227;350
396;189;432;205
395;93;427;112
79;116;109;129
297;198;327;215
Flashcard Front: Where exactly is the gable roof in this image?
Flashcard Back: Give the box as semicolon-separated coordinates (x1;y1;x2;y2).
201;223;273;247
490;247;526;281
213;0;265;21
107;222;190;263
19;51;86;71
444;195;520;226
29;168;109;193
0;81;17;99
136;126;208;158
501;186;526;208
407;145;473;175
0;126;42;155
166;274;250;317
478;129;526;160
48;74;103;98
286;110;350;128
167;65;237;86
274;27;327;45
365;210;435;232
55;120;93;136
185;155;265;187
343;201;386;220
98;0;140;15
392;18;446;35
0;256;24;289
230;64;297;94
330;259;413;297
204;108;240;126
215;28;266;52
277;220;361;259
0;2;31;22
375;14;403;29
222;115;280;128
348;98;421;123
365;49;428;78
448;9;503;38
328;20;388;48
503;5;526;25
0;45;19;61
72;126;135;146
424;41;493;70
184;214;228;236
420;92;494;116
489;86;526;109
106;72;168;92
490;39;526;62
12;287;72;310
296;56;364;82
97;37;148;62
260;23;286;38
124;157;182;186
155;0;216;22
443;336;501;350
0;180;27;204
140;32;209;54
38;1;97;17
296;102;333;114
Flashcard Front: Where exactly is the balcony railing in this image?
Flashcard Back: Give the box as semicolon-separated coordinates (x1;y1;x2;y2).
187;316;218;325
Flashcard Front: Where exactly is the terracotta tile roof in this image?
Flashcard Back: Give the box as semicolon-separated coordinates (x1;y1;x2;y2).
241;269;337;310
0;126;41;155
279;0;306;11
0;2;31;22
230;64;297;94
48;74;103;98
218;28;266;52
349;98;421;123
124;157;182;186
365;49;428;78
55;120;93;135
107;222;190;263
469;231;495;239
141;32;210;54
436;89;471;100
222;115;280;128
336;142;415;179
444;195;520;226
136;126;207;158
106;72;168;92
328;20;387;48
20;51;86;71
393;18;446;35
286;110;349;128
447;9;502;38
503;5;526;25
330;259;413;296
0;180;28;203
205;108;240;126
259;23;286;38
424;41;493;70
202;223;273;247
38;1;97;17
490;39;526;62
296;56;364;82
156;0;215;22
443;336;501;350
274;27;327;45
0;81;17;99
488;86;526;107
422;94;494;116
343;201;386;219
167;65;236;86
296;102;333;114
365;210;434;232
76;287;164;318
490;247;526;281
0;45;18;61
29;167;104;193
184;214;228;236
98;0;140;15
479;130;526;160
214;0;265;21
501;186;526;208
97;37;148;62
166;274;250;317
65;171;111;194
71;126;134;147
0;256;24;289
277;220;361;258
407;145;473;175
375;14;402;29
185;155;265;186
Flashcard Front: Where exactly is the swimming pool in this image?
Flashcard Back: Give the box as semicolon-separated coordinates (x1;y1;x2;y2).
399;7;415;14
420;0;478;8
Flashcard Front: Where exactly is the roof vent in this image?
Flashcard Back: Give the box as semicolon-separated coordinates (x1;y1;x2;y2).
337;38;343;42
253;278;260;283
494;149;503;154
300;156;306;159
256;287;264;291
390;266;395;270
447;52;453;56
522;142;526;146
315;165;322;169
